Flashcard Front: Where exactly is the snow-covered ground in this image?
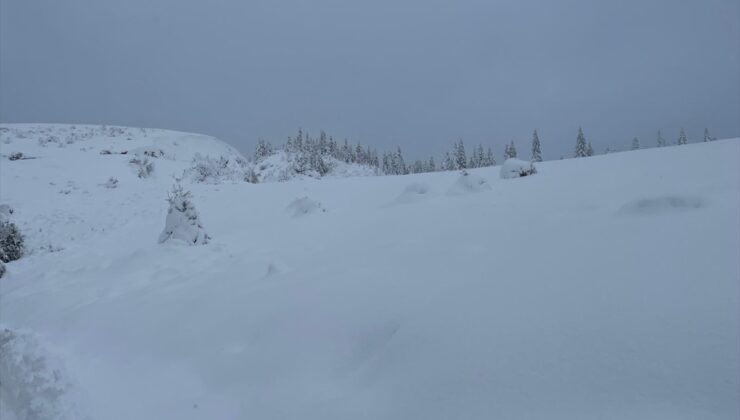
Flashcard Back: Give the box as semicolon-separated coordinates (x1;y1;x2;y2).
1;124;738;419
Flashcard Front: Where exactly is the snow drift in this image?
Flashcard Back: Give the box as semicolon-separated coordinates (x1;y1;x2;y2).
0;124;738;420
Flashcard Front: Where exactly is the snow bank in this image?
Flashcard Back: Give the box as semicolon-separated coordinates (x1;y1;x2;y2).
1;126;738;420
500;158;538;179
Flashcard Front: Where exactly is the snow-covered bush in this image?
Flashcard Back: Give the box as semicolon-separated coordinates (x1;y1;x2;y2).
500;158;537;179
287;197;326;217
8;152;24;161
187;153;248;184
158;183;210;245
0;328;80;419
129;157;154;178
448;170;492;195
0;220;24;263
103;177;119;189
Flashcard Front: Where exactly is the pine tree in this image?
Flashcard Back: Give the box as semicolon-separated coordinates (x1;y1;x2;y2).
443;152;454;171
455;140;467;169
574;127;588;157
703;128;714;142
604;145;611;154
631;137;640;150
656;130;666;147
158;183;210;245
531;130;542;162
586;142;594;156
503;140;517;160
486;147;495;166
428;156;436;172
396;147;407;175
677;128;688;145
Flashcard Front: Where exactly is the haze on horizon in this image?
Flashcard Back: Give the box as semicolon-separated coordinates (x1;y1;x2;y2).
1;0;739;159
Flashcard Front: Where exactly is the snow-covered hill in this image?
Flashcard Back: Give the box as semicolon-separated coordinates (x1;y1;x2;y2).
1;125;738;419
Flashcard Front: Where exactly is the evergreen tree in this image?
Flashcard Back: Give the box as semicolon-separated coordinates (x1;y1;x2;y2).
631;137;640;150
158;183;210;245
703;128;714;142
604;145;611;154
443;152;455;171
574;127;588;157
504;140;517;159
531;130;543;162
486;147;495;166
428;156;436;172
254;139;273;161
586;142;594;156
454;140;467;169
656;130;666;147
677;128;688;145
396;147;407;175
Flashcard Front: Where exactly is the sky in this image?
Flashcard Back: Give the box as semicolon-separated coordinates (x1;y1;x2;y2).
1;0;739;160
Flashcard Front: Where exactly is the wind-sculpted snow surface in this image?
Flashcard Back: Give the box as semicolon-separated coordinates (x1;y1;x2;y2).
0;126;738;420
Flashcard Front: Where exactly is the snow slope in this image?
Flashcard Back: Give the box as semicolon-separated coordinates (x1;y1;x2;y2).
1;125;738;419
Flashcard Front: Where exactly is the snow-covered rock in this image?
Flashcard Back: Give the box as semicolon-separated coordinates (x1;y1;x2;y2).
500;158;538;179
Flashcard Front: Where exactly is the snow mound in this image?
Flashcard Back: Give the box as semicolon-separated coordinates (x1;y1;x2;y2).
391;183;431;205
500;158;538;179
448;171;492;195
287;196;326;217
619;195;704;215
0;328;83;420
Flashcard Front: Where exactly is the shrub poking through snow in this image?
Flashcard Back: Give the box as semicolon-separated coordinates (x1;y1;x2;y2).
103;177;119;189
129;157;154;178
0;221;24;263
500;158;538;179
158;183;210;245
0;260;5;278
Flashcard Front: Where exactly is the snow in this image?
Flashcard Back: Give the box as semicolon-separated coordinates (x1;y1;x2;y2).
500;158;538;179
1;124;739;419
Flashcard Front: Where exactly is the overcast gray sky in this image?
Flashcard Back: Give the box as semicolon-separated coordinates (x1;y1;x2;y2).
2;0;739;160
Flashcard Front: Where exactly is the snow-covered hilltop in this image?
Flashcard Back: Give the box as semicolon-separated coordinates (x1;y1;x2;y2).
1;124;738;420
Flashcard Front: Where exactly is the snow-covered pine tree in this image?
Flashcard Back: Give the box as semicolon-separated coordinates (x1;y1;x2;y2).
703;128;714;142
468;149;479;168
428;156;436;172
586;142;594;156
531;130;543;162
158;183;210;245
396;147;407;175
631;137;640;150
443;152;454;171
656;130;666;147
486;147;495;166
574;127;588;157
677;128;688;145
507;141;517;159
455;140;467;170
604;145;611;154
